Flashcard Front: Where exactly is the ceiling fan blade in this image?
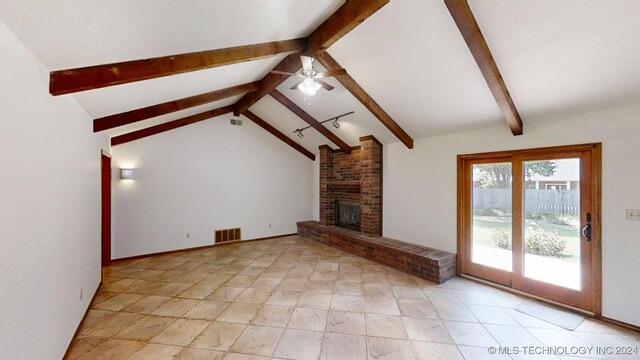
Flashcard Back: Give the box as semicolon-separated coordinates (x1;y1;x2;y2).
300;56;314;72
315;79;335;91
290;80;304;90
315;68;347;78
270;70;298;76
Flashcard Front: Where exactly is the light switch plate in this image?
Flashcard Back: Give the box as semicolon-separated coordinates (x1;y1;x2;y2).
626;209;640;221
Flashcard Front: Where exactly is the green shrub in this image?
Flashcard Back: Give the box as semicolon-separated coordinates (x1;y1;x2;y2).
474;208;512;218
474;208;498;216
525;227;566;257
525;212;544;220
491;226;566;257
542;214;578;227
492;228;512;250
524;213;578;226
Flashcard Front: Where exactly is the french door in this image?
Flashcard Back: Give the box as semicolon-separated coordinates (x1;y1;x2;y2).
458;144;601;314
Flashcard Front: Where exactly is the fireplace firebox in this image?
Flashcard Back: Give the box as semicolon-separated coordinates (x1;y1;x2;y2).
335;201;361;231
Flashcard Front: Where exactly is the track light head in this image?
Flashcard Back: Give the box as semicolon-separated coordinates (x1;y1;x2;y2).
296;130;304;138
332;119;340;129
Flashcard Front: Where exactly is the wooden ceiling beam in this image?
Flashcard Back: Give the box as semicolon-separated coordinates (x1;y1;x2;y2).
242;111;315;161
50;39;306;96
94;82;259;132
307;0;389;53
269;89;352;153
233;54;301;116
111;106;233;146
445;0;523;135
233;0;391;116
315;51;414;149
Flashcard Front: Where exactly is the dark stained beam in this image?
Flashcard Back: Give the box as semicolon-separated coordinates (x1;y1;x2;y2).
233;54;301;116
111;106;233;146
315;51;414;149
243;110;315;161
307;0;389;53
94;82;258;132
269;89;352;153
445;0;523;135
233;0;391;116
50;39;306;96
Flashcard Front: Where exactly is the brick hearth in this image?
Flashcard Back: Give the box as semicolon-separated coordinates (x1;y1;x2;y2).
298;221;457;284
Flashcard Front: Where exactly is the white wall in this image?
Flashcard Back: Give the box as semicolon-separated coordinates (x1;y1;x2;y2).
0;21;107;360
111;116;314;259
382;102;640;326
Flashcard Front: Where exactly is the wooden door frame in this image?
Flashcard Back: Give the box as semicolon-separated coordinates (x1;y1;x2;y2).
457;143;602;316
101;150;112;267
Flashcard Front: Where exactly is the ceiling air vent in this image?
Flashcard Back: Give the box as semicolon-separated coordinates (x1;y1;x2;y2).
230;119;243;126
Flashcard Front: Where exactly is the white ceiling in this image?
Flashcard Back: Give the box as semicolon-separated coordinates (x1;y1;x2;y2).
0;0;343;69
470;0;640;118
329;0;505;139
1;0;639;153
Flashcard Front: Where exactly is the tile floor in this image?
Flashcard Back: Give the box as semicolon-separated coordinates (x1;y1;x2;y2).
67;235;640;360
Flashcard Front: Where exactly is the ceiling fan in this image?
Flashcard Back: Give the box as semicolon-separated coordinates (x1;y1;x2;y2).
270;55;347;97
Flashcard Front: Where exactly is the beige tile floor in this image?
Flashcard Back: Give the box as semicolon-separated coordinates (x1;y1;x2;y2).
68;235;640;360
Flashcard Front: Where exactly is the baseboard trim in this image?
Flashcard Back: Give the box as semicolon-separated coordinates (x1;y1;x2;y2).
112;233;297;263
601;316;640;333
62;281;103;360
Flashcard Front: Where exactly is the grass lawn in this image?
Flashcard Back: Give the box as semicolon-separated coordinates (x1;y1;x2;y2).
472;215;581;263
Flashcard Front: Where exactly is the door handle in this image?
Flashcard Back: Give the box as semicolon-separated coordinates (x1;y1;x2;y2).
582;212;592;242
582;223;592;242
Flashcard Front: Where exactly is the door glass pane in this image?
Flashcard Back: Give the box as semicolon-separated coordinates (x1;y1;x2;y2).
472;163;513;272
523;159;581;290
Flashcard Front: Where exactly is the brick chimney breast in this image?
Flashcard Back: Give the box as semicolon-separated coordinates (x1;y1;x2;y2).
318;136;382;237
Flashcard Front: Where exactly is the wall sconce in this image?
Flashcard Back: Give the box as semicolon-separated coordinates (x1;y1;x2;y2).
120;168;135;180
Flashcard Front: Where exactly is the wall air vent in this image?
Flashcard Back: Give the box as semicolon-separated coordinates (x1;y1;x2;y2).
215;228;241;243
230;119;243;126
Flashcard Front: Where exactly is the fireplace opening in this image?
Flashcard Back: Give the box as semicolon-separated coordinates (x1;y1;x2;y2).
335;201;361;231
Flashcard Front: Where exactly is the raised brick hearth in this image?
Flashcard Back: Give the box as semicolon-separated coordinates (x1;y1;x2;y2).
298;221;457;284
320;135;382;237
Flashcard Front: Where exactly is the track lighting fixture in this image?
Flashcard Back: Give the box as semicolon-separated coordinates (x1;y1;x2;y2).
292;111;354;140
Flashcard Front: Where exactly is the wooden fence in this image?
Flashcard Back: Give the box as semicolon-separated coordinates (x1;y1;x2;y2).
473;188;579;215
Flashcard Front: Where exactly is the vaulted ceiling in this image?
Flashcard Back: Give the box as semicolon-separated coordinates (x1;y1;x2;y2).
1;0;639;157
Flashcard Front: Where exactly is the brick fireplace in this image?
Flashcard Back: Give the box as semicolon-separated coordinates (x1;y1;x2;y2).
319;135;382;237
300;134;456;284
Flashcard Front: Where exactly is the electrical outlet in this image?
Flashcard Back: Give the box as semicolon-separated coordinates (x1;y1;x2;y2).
186;232;190;238
80;288;84;301
626;209;640;221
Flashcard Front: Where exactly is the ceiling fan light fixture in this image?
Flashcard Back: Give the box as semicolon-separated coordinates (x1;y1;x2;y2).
298;78;321;97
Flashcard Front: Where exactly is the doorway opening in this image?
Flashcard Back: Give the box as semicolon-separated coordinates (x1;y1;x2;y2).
101;151;111;267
